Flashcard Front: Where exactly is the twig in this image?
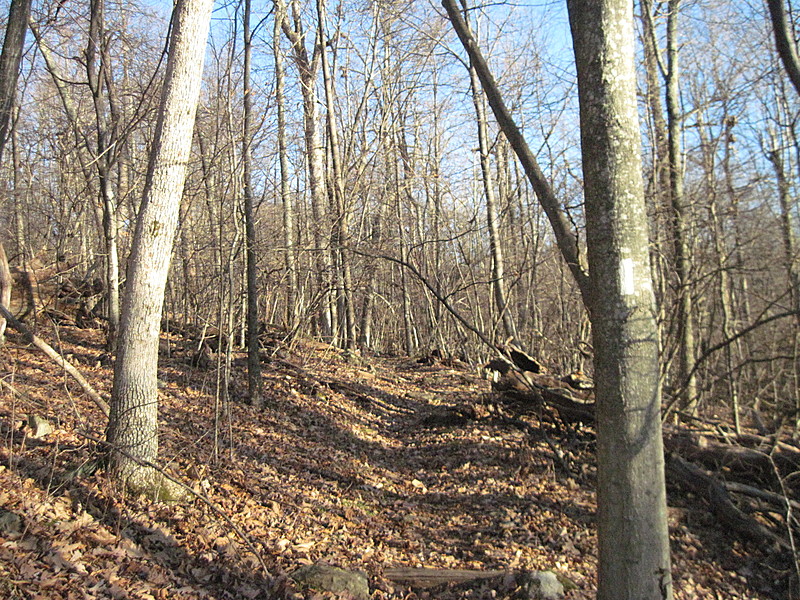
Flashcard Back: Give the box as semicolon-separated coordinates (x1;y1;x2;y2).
78;431;272;579
0;302;109;417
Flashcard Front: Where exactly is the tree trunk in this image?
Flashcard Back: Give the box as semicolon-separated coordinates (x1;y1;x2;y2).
0;0;31;163
767;0;800;99
567;0;673;597
106;0;213;494
273;5;298;333
468;54;516;342
279;0;334;341
87;0;121;348
0;241;11;344
317;0;356;349
242;0;263;407
665;0;697;414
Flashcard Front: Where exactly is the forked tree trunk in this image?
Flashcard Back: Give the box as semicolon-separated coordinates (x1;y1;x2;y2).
106;0;213;493
568;0;673;597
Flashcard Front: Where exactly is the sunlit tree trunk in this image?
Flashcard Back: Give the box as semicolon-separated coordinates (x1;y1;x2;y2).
273;5;298;333
87;0;121;348
106;0;213;493
568;0;673;597
468;50;516;342
317;0;356;349
279;0;334;341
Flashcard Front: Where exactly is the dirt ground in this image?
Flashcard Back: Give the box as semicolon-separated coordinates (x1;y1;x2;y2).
0;325;791;599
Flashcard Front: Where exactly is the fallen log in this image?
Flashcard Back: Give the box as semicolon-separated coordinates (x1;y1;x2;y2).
0;302;109;417
666;453;792;550
384;567;506;589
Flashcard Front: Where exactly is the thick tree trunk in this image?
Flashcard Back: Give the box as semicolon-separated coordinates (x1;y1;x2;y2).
106;0;213;493
567;0;673;598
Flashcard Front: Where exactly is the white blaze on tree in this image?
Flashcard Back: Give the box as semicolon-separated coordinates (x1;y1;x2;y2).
106;0;214;494
568;0;673;597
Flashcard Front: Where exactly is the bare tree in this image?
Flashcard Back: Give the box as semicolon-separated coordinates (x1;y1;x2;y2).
106;0;214;494
568;0;673;596
242;0;263;407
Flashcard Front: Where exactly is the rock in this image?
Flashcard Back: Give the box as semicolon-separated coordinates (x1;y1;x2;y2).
290;562;370;600
517;570;564;600
0;508;23;535
27;414;53;439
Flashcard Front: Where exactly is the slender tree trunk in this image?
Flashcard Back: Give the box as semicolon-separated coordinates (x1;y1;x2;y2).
0;0;31;163
279;0;334;341
665;0;697;414
0;241;11;344
242;0;263;407
317;0;356;349
87;0;120;347
106;0;213;494
273;5;298;334
567;0;673;597
467;49;516;342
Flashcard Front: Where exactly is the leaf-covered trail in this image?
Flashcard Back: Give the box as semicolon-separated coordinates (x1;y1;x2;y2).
0;327;776;599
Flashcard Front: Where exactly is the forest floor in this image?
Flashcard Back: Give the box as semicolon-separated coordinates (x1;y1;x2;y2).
0;325;790;599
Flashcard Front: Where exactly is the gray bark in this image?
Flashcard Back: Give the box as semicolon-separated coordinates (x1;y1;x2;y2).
567;0;673;598
279;0;334;341
273;5;298;333
242;0;263;407
665;0;697;413
106;0;213;491
0;0;31;163
767;0;800;99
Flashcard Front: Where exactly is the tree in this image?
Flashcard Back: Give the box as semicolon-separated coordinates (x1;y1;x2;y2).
767;0;800;99
0;0;31;164
105;0;214;494
444;0;673;596
567;0;673;597
242;0;264;407
0;0;32;344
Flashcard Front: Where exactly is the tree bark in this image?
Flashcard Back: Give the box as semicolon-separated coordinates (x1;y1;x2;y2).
106;0;213;493
242;0;263;407
317;0;356;349
466;31;516;342
0;0;31;163
273;4;299;333
767;0;800;99
567;0;673;597
0;241;11;344
665;0;697;414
